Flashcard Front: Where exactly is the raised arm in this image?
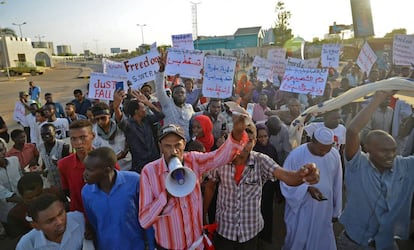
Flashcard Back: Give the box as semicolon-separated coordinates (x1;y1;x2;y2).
345;91;392;160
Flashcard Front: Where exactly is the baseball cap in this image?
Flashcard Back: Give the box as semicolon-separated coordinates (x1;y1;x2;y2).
19;91;29;97
314;127;334;145
159;124;186;142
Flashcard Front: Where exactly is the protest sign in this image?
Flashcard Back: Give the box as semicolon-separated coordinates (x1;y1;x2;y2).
272;58;287;78
102;58;127;77
202;55;237;99
267;48;287;61
280;67;328;96
150;42;157;53
123;51;160;89
321;44;341;68
287;57;320;69
172;33;194;50
257;59;274;83
88;72;127;101
165;48;204;79
393;34;414;66
252;55;267;68
357;42;377;74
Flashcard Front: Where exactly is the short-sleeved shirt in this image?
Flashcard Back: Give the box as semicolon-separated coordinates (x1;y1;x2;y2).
16;211;87;250
71;98;92;116
340;148;414;248
210;151;278;242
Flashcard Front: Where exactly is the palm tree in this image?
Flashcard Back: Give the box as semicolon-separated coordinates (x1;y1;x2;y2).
0;27;17;37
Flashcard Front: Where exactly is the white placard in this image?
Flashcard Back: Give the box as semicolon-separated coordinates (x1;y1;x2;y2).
202;55;237;99
280;67;328;96
252;55;267;68
393;34;414;66
321;44;341;68
102;58;127;77
122;51;160;89
165;48;204;79
172;33;194;50
267;48;287;61
88;72;127;101
287;57;320;69
357;42;377;74
271;58;287;77
257;59;274;82
150;42;157;53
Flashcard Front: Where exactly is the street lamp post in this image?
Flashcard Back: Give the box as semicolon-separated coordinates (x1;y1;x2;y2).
137;24;146;46
12;22;26;37
35;35;45;43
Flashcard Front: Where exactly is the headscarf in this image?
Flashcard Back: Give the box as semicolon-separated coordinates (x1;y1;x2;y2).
193;115;214;152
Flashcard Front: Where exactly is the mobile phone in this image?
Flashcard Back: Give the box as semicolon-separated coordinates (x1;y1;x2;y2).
115;81;124;91
318;195;328;201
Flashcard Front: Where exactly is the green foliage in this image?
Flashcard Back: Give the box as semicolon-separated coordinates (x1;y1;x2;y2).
273;1;293;46
384;28;407;38
0;27;17;36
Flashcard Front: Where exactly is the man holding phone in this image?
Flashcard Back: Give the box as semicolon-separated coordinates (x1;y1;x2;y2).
281;127;343;250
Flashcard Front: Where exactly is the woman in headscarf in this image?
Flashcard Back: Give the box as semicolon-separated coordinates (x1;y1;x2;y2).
191;115;214;152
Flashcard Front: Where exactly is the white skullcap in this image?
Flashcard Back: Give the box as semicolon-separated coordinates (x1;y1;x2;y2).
314;127;334;145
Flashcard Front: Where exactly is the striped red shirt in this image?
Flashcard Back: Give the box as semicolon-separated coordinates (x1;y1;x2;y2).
139;132;247;250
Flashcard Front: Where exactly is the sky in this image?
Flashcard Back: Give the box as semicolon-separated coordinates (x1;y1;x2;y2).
1;0;412;54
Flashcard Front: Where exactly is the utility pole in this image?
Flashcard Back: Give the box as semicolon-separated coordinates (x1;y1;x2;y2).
191;2;201;49
137;24;146;46
35;35;45;43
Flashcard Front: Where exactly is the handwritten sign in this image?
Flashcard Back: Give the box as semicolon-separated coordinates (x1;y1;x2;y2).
202;55;237;99
267;48;286;61
357;42;377;74
102;58;127;77
88;72;127;101
172;33;194;50
321;44;341;68
271;58;287;77
280;67;328;96
287;57;319;69
257;59;274;82
165;48;204;79
122;51;160;89
393;34;414;66
150;42;157;53
252;55;267;68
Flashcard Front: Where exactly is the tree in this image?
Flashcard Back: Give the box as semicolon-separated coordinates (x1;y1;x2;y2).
0;27;17;36
273;1;293;46
384;28;407;38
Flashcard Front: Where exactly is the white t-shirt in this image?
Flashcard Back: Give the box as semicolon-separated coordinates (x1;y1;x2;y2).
40;118;70;140
304;122;346;150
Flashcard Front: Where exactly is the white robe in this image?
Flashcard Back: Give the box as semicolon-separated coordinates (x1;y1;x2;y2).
281;143;343;250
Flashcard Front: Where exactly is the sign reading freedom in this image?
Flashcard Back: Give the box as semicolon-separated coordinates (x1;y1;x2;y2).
123;51;160;89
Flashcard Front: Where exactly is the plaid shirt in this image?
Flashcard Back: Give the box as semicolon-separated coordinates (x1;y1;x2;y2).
211;151;279;242
139;133;247;250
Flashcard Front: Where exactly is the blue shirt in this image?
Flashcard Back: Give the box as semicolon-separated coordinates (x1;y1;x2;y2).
340;148;414;249
71;98;92;116
16;211;88;250
82;170;155;250
30;86;41;101
185;88;202;107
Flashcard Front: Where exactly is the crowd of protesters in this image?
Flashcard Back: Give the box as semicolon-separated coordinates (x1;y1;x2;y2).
0;53;414;250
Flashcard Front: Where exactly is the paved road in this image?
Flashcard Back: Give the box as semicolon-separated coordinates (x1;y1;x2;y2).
0;66;91;132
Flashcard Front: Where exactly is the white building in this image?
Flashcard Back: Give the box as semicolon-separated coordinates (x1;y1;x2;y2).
57;45;72;55
0;35;53;68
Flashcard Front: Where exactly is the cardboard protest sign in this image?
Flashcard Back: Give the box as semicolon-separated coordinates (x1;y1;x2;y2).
88;72;127;101
165;48;204;79
393;34;414;66
267;48;286;61
321;44;341;68
252;55;267;68
357;42;377;74
102;58;127;77
202;55;237;99
172;33;194;50
123;51;160;89
280;67;328;96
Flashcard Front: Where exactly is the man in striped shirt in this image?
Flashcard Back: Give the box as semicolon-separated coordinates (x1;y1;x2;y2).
139;113;249;250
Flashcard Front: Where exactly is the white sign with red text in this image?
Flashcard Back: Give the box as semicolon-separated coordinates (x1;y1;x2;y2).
202;55;237;99
267;48;286;61
122;51;160;89
357;42;377;74
165;48;204;79
280;67;328;96
88;72;127;101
